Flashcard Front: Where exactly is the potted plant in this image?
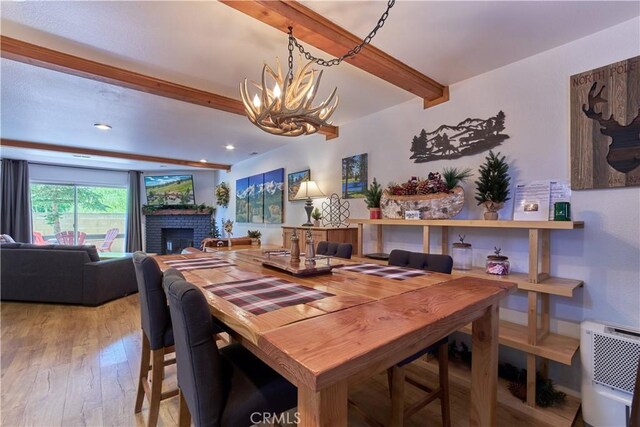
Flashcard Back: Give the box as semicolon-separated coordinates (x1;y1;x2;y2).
380;170;467;219
475;151;511;220
364;177;383;219
247;229;262;246
311;208;322;227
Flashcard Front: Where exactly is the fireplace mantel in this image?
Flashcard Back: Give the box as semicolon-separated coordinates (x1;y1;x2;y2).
142;209;212;216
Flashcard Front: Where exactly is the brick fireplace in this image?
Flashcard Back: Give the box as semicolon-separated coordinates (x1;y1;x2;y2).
145;212;210;254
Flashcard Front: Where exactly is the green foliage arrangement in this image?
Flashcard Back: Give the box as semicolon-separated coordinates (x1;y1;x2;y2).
448;340;566;408
442;167;473;190
363;178;383;208
474;151;511;204
215;182;230;208
141;204;214;215
311;208;322;221
247;230;262;239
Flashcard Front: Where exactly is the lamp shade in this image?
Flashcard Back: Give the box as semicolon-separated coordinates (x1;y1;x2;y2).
294;180;325;199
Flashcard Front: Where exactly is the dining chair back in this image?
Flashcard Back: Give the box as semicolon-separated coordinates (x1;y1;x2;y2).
98;228;119;252
132;252;178;426
55;230;87;245
164;271;297;427
32;231;47;245
386;249;453;426
316;241;353;259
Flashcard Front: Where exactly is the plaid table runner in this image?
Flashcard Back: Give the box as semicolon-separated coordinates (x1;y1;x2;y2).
164;257;235;271
336;263;431;280
203;275;334;315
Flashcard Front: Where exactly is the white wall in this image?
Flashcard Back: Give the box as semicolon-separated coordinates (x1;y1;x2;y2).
218;19;640;391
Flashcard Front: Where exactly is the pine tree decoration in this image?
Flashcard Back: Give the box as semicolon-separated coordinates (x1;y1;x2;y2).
475;150;511;220
209;214;221;238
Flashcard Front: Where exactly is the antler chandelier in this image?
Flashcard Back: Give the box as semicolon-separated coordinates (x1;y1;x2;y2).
240;0;396;137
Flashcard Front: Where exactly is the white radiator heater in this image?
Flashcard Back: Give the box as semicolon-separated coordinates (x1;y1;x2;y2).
581;321;640;427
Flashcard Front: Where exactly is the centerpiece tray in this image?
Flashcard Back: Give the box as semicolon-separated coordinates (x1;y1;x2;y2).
261;253;343;277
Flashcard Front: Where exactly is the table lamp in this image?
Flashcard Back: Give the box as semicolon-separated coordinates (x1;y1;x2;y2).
294;180;325;226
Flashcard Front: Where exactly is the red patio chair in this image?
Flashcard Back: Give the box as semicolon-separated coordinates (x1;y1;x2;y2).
56;231;87;245
32;232;48;245
98;228;119;252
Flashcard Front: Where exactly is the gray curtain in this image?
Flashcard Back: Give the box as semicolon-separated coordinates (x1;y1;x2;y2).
1;159;32;243
126;170;143;252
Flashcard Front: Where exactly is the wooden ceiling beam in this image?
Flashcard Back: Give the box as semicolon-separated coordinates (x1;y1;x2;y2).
0;35;339;140
1;139;232;171
221;0;449;107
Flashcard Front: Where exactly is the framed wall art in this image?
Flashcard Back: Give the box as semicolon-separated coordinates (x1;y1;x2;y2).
342;153;368;199
235;178;249;223
288;169;310;201
263;168;284;223
248;174;264;223
570;56;640;189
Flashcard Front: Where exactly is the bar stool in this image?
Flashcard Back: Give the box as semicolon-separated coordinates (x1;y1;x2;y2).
132;252;178;427
387;249;453;427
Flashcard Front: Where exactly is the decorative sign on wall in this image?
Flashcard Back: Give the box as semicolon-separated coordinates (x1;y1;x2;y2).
321;193;350;228
410;111;509;163
342;153;368;199
570;56;640;190
288;169;310;201
235;168;285;223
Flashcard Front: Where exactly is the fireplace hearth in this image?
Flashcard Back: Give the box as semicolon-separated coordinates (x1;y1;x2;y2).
144;212;211;254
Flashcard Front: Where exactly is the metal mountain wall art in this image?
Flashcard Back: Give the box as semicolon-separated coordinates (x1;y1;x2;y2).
410;111;509;163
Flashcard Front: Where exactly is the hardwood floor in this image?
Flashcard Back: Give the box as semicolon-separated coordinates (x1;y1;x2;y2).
1;295;572;426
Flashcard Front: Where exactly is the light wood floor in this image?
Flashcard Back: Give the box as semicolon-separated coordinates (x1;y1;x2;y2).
1;295;573;426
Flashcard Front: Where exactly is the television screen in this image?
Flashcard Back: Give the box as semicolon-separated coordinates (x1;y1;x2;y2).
144;175;195;205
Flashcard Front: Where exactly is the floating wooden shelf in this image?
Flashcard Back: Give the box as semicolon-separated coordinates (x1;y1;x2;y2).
453;267;583;297
416;358;581;427
349;218;584;229
459;320;580;365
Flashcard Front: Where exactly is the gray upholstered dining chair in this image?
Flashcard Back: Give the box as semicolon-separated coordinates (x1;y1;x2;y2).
132;252;178;427
316;241;353;259
386;249;453;427
163;269;297;427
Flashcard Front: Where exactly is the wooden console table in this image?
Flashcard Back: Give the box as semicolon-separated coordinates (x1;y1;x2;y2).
349;218;585;426
281;226;358;250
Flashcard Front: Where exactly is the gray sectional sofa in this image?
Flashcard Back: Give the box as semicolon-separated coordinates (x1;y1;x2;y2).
0;243;137;306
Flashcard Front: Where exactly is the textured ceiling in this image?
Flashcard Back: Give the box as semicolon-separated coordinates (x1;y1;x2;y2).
1;1;638;170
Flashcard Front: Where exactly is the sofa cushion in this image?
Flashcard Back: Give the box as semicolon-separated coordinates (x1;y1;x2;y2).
20;243;55;249
0;243;22;249
0;234;15;243
54;244;100;261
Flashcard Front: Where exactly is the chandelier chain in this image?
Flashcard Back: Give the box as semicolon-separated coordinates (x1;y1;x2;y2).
287;0;395;76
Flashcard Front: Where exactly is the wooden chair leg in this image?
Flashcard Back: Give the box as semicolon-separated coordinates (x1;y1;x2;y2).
386;368;394;398
178;388;191;427
438;343;451;427
390;365;406;427
147;348;165;427
135;334;151;413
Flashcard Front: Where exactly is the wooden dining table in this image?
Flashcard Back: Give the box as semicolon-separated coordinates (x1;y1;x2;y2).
155;249;516;427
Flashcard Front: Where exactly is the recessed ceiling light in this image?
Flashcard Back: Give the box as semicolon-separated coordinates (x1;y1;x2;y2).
225;144;235;150
200;159;207;163
94;123;112;131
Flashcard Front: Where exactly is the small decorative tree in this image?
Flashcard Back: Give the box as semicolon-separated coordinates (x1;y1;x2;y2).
475;151;511;220
363;177;383;219
209;214;221;238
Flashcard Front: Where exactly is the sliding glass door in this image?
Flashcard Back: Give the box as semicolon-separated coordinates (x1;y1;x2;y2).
31;183;127;251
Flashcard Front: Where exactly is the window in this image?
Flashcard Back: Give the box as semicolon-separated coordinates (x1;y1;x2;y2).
31;183;128;251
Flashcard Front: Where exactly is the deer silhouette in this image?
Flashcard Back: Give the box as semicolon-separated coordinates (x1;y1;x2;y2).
582;82;640;174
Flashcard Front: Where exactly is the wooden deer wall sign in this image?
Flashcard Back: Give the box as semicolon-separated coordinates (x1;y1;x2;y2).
571;56;640;190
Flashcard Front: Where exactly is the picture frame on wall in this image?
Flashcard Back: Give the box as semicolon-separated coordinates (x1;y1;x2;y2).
263;168;285;224
248;174;264;223
342;153;368;199
235;178;249;223
288;169;310;201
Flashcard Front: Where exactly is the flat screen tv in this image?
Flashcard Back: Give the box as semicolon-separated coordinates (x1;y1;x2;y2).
144;175;195;205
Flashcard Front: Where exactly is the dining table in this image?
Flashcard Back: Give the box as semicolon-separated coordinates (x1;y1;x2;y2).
154;249;516;427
